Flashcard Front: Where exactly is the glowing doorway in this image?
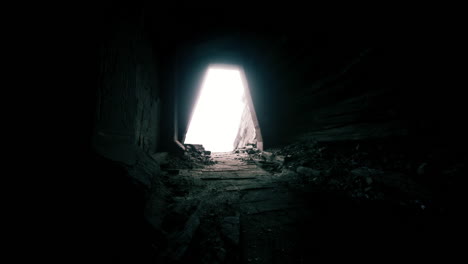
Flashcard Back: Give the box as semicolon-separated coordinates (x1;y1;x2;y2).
184;66;247;152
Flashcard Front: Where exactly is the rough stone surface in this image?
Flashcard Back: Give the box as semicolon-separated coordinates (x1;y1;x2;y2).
296;166;321;177
151;152;169;165
233;103;257;150
350;167;383;178
261;151;274;161
93;10;160;160
165;212;201;261
221;216;240;245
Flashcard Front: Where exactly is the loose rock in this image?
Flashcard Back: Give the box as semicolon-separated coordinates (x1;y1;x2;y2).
296;166;321;177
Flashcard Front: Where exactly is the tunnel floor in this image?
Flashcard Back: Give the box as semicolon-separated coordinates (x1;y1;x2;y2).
152;150;450;263
162;151;309;263
188;152;305;263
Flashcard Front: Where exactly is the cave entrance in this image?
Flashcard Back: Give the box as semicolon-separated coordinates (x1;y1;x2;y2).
184;64;263;152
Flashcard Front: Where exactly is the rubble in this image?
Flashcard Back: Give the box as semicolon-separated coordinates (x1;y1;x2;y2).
139;139;461;263
164;144;217;169
296;166;321;177
221;216;240;245
164;211;201;261
233;145;285;173
417;162;428;175
146;151;244;263
184;144;217;166
248;138;445;212
261;151;274;161
350;167;383;178
127;149;162;188
151;152;169;165
235;143;261;155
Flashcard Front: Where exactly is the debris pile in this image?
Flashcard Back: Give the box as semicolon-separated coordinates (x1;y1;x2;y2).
234;143;260;155
251;139;444;212
184;144;217;166
154;183;241;263
164;144;217;169
234;143;284;172
146;147;241;263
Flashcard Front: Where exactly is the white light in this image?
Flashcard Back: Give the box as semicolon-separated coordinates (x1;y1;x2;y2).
184;67;246;152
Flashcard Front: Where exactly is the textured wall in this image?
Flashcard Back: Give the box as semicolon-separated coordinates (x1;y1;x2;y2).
93;9;160;165
233;103;256;149
235;34;428;148
274;47;407;144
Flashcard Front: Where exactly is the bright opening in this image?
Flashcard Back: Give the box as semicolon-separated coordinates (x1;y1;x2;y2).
184;66;246;152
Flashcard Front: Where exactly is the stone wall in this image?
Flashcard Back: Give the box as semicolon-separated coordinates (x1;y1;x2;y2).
93;7;160;166
243;32;465;150
228;34;425;148
233;102;256;149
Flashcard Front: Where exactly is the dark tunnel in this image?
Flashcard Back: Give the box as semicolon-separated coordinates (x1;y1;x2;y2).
43;2;466;263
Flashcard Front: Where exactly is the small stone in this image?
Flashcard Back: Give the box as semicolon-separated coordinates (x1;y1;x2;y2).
216;247;226;262
151;152;169;165
351;167;383;177
274;155;285;163
221;216;240;245
167;169;179;175
417;163;428;175
247;149;257;154
296;166;321;177
262;151;274;161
